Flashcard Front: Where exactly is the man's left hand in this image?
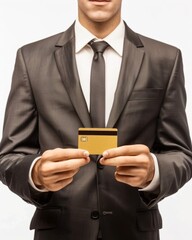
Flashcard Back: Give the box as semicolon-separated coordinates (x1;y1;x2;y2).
100;145;155;188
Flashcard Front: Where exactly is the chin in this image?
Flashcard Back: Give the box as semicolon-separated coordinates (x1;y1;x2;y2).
88;12;111;22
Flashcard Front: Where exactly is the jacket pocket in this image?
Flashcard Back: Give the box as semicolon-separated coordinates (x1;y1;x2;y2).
30;208;62;230
137;209;162;232
129;89;163;101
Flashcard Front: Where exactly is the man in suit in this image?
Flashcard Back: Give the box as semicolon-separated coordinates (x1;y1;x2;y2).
0;0;192;239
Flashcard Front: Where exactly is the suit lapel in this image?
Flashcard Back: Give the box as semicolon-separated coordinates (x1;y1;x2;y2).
107;24;145;128
54;24;92;127
54;23;145;128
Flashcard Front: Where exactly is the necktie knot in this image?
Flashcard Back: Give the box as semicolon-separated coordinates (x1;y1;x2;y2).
89;41;109;60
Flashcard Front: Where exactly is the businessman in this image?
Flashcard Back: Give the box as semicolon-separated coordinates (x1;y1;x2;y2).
0;0;192;240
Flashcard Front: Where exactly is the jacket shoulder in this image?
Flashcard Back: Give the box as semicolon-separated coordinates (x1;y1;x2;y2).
138;33;180;59
20;23;74;54
20;32;64;56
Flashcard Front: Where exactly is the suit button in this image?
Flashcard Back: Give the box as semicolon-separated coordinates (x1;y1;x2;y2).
91;211;100;220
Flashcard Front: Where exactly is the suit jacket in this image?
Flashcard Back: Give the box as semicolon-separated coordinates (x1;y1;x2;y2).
0;22;192;240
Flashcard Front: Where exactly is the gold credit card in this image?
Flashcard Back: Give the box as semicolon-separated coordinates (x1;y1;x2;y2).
78;128;118;155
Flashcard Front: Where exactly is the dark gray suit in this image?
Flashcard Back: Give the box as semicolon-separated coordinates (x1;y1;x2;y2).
0;23;192;240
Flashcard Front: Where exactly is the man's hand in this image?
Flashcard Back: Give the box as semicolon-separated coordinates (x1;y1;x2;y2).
32;148;90;192
100;145;155;188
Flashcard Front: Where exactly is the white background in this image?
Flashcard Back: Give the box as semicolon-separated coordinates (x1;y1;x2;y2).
0;0;192;239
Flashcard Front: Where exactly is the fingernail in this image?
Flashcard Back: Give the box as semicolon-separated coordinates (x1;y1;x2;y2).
100;158;104;164
83;151;90;157
102;151;109;158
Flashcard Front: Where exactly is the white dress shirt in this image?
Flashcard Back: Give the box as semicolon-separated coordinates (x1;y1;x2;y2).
29;20;160;192
75;20;124;125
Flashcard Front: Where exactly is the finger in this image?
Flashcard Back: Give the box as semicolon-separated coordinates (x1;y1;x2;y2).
44;178;74;192
116;166;146;177
54;158;90;173
39;158;90;176
115;172;145;188
100;155;141;167
42;148;90;162
102;145;149;158
100;152;152;167
40;169;80;185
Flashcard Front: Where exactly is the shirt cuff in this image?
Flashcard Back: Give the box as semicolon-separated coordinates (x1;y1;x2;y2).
139;153;160;192
28;156;48;192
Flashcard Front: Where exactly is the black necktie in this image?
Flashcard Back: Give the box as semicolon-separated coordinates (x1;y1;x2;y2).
89;41;109;128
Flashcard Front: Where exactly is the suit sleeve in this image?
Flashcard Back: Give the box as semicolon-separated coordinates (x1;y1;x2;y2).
141;49;192;207
0;48;52;207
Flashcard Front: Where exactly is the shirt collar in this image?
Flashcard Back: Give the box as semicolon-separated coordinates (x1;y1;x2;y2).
75;19;125;56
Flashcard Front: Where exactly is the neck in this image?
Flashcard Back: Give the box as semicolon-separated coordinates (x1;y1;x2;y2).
79;17;121;39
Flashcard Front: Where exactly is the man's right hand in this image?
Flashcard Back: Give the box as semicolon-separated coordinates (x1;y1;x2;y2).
32;148;90;192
